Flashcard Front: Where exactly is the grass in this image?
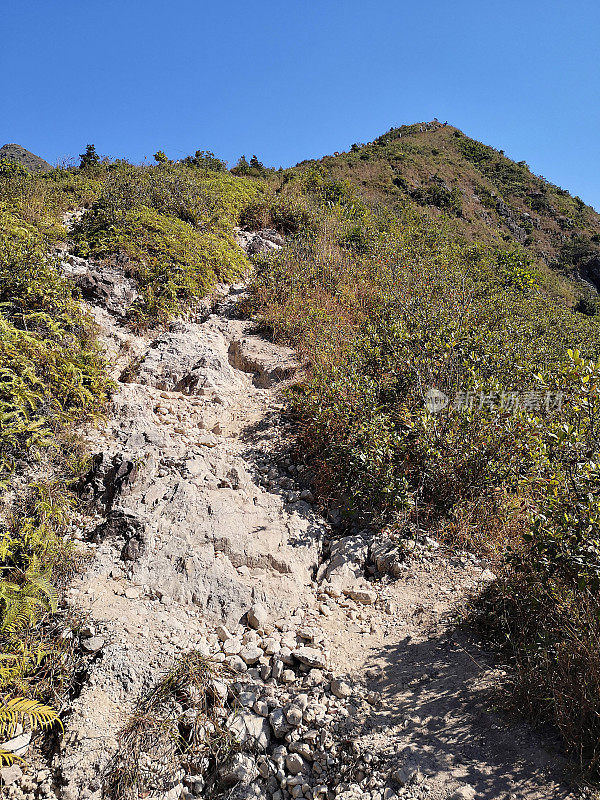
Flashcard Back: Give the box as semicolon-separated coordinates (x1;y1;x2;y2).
104;651;235;800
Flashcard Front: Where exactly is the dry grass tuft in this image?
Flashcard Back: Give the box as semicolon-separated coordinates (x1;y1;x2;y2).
104;651;236;800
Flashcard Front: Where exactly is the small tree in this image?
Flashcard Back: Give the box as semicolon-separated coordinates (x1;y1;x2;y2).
79;144;100;170
231;155;251;176
154;150;169;164
232;155;268;177
182;150;226;171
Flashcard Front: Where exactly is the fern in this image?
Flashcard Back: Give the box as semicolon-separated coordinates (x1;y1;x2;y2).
0;696;59;766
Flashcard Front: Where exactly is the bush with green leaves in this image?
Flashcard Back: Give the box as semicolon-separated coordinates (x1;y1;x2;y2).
252;176;600;764
409;183;462;214
0;195;110;741
181;149;227;172
71;161;265;321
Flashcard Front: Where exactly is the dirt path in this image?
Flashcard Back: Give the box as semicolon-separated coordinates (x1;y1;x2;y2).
318;557;575;799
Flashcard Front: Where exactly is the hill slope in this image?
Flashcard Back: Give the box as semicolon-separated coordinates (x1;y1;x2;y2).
300;121;600;290
0;142;52;172
2;127;600;792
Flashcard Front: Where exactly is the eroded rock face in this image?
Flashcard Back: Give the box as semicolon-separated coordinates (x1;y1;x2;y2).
53;229;331;797
60;253;139;317
228;335;302;388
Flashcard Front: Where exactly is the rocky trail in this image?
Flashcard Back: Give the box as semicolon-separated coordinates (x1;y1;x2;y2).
1;230;583;800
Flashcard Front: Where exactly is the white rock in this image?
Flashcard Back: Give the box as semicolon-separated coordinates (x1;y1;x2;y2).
223;638;242;656
219;752;257;785
343;587;377;605
285;705;303;726
0;764;23;786
253;700;269;717
227;711;270;752
269;707;292;737
449;787;477;800
293;646;327;669
247;604;268;630
330;679;352;699
240;644;263;665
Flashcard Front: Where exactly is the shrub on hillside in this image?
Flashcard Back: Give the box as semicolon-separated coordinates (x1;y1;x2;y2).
71;162;264;321
252;180;600;763
181;150;227;172
409;184;462;215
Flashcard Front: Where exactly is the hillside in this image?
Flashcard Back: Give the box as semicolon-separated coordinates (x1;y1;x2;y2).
0;143;52;172
301;121;600;290
2;131;600;799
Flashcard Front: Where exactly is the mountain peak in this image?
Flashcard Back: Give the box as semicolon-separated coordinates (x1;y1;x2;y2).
0;142;52;172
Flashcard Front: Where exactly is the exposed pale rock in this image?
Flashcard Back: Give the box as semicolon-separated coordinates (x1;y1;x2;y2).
240;644;263;665
343;587;377;605
293;646;327;669
269;707;293;738
247;604;269;630
330;679;352;699
219;752;258;786
285;752;307;775
227;711;270;752
0;764;23;786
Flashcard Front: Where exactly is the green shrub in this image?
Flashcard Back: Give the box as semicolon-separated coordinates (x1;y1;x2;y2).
252;169;600;765
71;162;264;321
409;184;462;214
181;150;227;172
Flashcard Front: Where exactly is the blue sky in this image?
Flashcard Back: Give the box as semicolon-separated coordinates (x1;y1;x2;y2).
3;1;600;208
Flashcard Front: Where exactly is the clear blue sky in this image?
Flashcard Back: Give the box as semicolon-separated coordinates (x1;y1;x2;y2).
3;1;600;208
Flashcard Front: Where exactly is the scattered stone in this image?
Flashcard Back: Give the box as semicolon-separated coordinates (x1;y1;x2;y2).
343;587;377;605
81;636;105;653
269;707;293;738
240;644;263;665
0;764;23;786
293;647;327;669
285;752;307;775
330;678;352;699
285;705;303;726
449;787;477;800
247;604;269;630
219;752;258;786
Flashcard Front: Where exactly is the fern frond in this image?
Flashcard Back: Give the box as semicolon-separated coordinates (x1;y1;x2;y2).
0;696;59;738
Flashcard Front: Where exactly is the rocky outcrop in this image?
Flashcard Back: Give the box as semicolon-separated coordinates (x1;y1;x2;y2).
495;198;528;243
60;253;139;317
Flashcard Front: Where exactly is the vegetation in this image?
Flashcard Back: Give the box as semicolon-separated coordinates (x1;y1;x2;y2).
248;153;600;769
0;698;59;765
231;154;271;178
5;122;600;773
0;166;112;756
309;122;600;276
71;161;263;322
105;651;235;800
181;149;227;172
79;144;100;170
